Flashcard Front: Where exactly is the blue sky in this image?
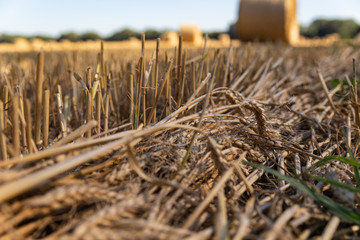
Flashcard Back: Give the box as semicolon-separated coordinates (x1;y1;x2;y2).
0;0;359;37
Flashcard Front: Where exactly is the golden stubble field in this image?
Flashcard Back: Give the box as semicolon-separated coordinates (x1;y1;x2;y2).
0;37;359;239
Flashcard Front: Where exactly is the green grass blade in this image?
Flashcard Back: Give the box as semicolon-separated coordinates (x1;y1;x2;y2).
346;146;360;189
245;161;360;225
311;175;360;194
307;155;360;171
353;166;360;189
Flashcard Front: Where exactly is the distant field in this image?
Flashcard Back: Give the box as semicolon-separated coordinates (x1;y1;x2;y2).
0;38;359;239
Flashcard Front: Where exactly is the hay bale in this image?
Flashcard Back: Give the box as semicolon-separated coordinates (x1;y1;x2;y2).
30;38;46;50
14;38;31;51
218;33;231;45
160;31;178;46
235;0;299;44
179;25;203;45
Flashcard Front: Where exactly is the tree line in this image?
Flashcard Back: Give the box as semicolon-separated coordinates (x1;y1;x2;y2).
0;29;166;43
1;18;359;43
300;19;360;38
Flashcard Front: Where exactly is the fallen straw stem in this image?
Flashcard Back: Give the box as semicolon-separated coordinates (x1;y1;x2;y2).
182;167;233;229
126;144;189;191
0;123;200;202
317;68;338;114
0;129;132;167
0;137;127;203
51;120;97;148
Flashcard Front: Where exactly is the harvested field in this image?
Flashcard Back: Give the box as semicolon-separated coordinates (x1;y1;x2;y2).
0;39;359;239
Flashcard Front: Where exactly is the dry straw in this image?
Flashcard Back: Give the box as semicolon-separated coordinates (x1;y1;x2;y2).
0;39;359;239
236;0;299;44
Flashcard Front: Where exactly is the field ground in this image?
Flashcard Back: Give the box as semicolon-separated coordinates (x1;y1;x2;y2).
0;38;359;239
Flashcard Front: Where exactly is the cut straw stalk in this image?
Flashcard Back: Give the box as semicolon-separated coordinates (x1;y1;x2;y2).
129;74;135;129
35;51;44;145
0;100;7;160
104;88;110;134
147;59;174;125
177;35;183;88
96;90;101;134
12;95;20;157
153;38;160;123
223;40;232;87
43;89;50;148
18;93;27;150
3;86;8;129
56;90;67;137
165;56;171;117
143;51;156;124
178;50;187;108
24;99;33;154
140;33;146;126
100;41;106;92
135;56;144;128
63;95;70;131
197;34;208;84
142;58;147;126
191;62;196;95
86;90;93;137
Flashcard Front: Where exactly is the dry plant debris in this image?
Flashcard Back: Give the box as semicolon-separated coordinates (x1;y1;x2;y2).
0;39;359;239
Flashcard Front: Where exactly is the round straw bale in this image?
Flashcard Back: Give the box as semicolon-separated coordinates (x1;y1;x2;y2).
160;31;179;46
31;38;46;50
179;25;203;45
235;0;299;44
14;38;31;50
218;33;231;45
